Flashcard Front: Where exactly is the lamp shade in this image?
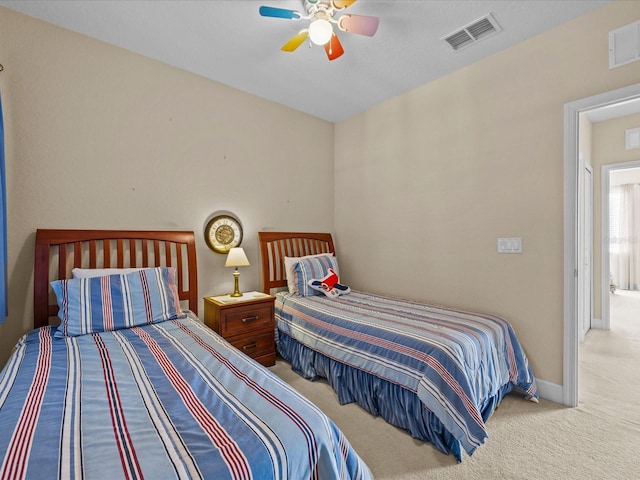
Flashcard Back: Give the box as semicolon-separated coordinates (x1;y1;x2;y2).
225;247;250;267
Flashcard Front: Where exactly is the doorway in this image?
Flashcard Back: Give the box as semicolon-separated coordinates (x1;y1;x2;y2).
601;162;640;331
564;82;640;407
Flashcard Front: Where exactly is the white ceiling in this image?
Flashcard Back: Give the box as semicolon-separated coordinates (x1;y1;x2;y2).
0;0;618;123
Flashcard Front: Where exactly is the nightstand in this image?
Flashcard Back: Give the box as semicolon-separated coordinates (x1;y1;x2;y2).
203;291;276;367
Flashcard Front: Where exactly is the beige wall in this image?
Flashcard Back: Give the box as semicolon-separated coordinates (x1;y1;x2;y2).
591;112;640;319
334;1;640;386
0;7;334;366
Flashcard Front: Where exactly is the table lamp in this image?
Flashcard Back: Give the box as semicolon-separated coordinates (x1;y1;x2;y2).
225;247;250;297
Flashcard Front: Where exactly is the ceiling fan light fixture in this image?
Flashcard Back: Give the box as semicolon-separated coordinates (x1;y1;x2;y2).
308;18;333;45
260;0;379;60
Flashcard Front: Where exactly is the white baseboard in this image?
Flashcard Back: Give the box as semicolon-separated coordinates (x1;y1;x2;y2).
591;317;606;329
535;378;564;405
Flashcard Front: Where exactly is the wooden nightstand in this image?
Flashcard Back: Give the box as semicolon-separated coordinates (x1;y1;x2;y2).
203;291;276;367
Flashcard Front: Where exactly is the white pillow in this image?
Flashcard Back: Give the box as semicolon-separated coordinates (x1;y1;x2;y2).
72;267;145;278
283;253;334;294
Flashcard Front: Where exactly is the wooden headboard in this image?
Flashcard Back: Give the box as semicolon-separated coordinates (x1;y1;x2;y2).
258;231;335;294
34;229;198;329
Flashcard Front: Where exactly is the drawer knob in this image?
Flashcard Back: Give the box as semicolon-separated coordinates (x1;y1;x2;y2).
242;342;258;351
241;315;259;323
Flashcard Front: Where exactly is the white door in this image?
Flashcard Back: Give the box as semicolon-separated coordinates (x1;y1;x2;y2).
578;156;593;343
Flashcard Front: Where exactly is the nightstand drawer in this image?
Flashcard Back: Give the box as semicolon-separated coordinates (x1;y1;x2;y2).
222;305;273;337
227;331;275;358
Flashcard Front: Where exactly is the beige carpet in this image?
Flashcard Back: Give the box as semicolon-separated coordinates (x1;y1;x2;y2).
269;291;640;479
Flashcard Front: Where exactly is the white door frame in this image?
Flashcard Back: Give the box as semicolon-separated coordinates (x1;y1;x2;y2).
564;82;640;407
601;159;640;331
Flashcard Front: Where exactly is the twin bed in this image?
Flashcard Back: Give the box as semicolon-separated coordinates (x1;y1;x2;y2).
258;231;538;462
0;230;371;479
0;228;538;478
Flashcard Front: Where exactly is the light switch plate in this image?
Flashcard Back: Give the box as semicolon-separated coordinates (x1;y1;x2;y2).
497;237;522;254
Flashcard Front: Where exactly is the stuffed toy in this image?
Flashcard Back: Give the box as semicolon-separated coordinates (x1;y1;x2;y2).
307;268;351;298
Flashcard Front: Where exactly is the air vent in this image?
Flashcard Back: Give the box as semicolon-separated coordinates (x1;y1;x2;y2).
442;14;502;52
609;20;640;69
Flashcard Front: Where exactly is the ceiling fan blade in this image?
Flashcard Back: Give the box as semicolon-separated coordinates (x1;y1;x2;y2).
281;31;309;52
332;0;357;9
324;33;344;61
338;14;379;36
259;6;301;19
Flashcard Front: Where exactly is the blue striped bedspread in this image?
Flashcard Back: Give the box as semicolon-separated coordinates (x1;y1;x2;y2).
0;313;372;480
275;291;538;457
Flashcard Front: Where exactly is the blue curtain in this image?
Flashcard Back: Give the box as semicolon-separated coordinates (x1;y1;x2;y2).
0;90;7;322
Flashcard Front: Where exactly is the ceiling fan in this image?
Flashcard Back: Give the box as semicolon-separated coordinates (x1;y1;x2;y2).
259;0;380;61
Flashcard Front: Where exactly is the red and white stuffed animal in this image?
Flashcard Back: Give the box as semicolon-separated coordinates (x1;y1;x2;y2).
307;268;351;298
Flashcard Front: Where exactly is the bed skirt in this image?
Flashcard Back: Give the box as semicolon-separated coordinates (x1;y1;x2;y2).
276;329;513;462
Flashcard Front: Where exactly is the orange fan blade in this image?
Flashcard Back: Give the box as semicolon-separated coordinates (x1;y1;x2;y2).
338;14;379;36
332;0;357;9
281;31;309;52
324;33;344;61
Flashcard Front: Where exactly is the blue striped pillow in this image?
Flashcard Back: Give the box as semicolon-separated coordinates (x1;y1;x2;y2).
292;255;340;297
51;267;185;337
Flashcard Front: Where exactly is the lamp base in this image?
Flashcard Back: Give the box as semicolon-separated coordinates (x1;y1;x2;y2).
230;269;243;297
